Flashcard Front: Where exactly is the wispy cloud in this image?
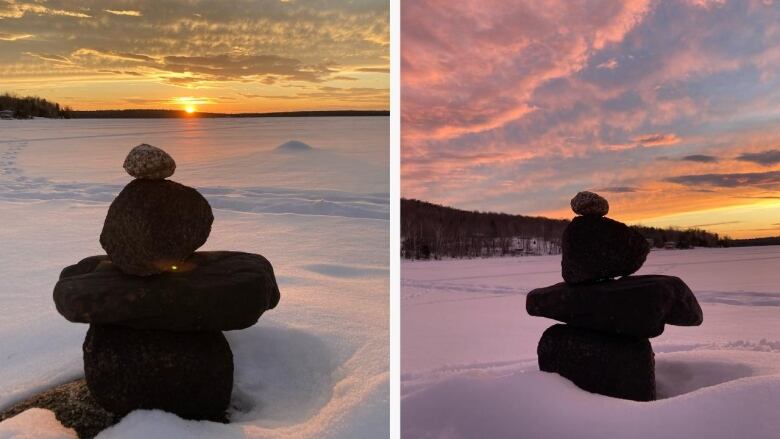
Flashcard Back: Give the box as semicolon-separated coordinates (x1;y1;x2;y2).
0;2;91;18
634;133;681;147
0;32;32;41
104;9;141;16
23;52;70;63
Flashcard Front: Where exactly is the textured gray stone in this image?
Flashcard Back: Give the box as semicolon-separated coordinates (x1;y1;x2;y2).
123;143;176;179
570;191;609;216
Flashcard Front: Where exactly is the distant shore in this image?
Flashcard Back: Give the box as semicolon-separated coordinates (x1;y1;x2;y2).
68;109;390;119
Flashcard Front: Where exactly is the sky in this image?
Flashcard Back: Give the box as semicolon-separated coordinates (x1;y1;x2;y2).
0;0;388;112
402;0;780;239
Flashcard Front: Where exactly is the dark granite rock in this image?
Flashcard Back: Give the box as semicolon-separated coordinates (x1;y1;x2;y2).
562;215;650;284
54;251;280;331
99;179;213;276
527;275;703;338
570;191;609;216
537;324;655;401
0;379;121;439
83;325;233;420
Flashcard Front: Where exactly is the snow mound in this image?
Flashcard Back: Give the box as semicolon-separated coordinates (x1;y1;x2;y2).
275;140;314;152
402;359;780;439
0;408;76;439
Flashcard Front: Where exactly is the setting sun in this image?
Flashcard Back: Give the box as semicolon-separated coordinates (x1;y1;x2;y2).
185;106;195;114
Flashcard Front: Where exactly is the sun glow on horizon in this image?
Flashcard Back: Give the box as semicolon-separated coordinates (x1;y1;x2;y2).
185;106;195;114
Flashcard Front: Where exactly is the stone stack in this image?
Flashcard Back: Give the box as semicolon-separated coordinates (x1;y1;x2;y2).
53;144;281;420
526;191;702;401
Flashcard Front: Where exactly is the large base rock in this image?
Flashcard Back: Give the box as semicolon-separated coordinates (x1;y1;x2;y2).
99;179;213;276
561;216;650;284
54;251;280;331
527;275;703;338
537;324;655;401
84;325;233;419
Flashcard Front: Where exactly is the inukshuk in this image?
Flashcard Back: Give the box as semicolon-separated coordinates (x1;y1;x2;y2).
526;191;703;401
53;144;280;420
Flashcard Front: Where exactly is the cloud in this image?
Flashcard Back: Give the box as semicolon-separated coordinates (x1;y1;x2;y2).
666;170;780;188
634;133;681;147
682;154;719;163
736;149;780;166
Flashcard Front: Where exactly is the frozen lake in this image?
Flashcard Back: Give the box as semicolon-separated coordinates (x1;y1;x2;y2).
402;247;780;438
0;117;389;438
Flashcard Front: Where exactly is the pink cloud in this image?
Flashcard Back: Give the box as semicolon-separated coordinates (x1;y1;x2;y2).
402;0;652;143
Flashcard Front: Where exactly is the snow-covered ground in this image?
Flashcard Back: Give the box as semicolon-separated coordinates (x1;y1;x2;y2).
0;117;389;438
402;247;780;438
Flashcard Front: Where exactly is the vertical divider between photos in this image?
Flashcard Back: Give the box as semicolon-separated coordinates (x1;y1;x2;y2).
390;0;402;437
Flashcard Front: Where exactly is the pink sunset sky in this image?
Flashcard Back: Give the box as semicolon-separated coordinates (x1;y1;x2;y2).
402;0;780;239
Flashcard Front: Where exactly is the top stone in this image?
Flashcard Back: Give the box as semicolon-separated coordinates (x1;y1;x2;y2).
123;144;176;179
571;191;609;216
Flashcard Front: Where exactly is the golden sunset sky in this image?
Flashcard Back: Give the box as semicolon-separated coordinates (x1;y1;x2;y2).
402;0;780;239
0;0;388;112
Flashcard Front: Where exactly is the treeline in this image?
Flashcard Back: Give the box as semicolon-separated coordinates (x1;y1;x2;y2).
633;225;726;248
402;199;569;259
0;93;72;119
70;109;390;119
401;198;728;260
727;236;780;247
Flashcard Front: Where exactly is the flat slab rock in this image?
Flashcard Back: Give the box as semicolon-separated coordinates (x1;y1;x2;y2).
527;275;703;338
54;251;281;331
562;215;650;284
84;325;233;420
0;379;121;439
100;179;213;276
538;324;656;401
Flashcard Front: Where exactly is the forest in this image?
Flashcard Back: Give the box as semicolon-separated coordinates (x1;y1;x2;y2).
401;198;730;260
0;93;72;119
